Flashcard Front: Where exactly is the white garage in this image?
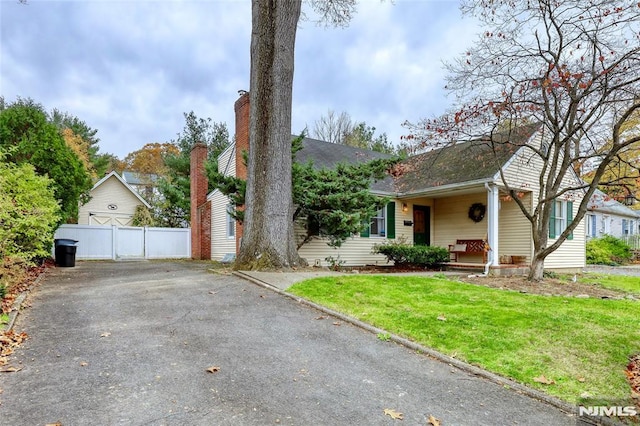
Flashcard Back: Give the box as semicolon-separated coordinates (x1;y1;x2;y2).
78;171;151;226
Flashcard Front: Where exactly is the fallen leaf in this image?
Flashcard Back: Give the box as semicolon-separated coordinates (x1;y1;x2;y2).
533;375;555;385
428;414;441;426
0;366;22;372
437;314;447;321
383;408;403;420
206;366;220;373
315;315;327;320
577;376;586;382
45;423;62;426
80;362;88;367
100;332;111;338
208;291;217;295
332;322;341;326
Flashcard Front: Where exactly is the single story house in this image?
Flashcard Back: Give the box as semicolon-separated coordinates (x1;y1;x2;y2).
586;189;640;239
78;171;151;226
190;92;586;273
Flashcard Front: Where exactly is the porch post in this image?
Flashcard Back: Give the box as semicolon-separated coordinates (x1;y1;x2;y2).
487;184;499;265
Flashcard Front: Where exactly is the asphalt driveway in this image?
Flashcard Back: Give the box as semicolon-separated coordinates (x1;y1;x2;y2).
1;261;577;425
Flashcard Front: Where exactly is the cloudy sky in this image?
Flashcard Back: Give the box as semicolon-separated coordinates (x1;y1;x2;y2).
1;0;480;159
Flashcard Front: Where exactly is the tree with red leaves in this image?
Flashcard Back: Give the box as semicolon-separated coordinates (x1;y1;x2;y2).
405;0;640;281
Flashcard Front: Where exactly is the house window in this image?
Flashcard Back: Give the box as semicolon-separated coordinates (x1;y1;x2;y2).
360;202;396;239
370;207;386;237
586;214;597;238
226;205;235;238
553;200;566;236
549;199;573;240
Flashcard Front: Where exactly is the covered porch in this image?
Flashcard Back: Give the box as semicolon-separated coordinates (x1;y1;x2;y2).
396;182;533;276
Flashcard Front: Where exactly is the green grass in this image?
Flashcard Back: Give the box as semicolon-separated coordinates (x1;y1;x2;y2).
0;313;9;325
579;273;640;294
289;275;640;404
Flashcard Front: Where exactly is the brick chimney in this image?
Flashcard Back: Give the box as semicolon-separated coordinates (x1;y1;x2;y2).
190;143;211;260
234;92;250;254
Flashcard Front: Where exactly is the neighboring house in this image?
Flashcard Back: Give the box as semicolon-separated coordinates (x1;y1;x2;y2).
122;171;159;203
78;171;152;226
586;189;640;239
190;92;586;273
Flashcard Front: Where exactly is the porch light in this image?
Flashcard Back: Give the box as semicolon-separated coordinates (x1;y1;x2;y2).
624;193;635;206
402;202;408;212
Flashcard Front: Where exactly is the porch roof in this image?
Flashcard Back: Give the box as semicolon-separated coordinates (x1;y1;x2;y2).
391;124;541;196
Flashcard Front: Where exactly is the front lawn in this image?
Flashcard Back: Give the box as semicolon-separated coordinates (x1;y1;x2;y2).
289;274;640;404
580;273;640;295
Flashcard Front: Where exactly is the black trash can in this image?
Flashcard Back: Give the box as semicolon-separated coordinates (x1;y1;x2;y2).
54;239;78;267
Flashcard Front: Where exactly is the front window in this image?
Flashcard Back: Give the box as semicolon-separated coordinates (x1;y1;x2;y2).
226;205;235;238
587;214;597;237
549;199;573;239
370;207;386;237
554;200;566;237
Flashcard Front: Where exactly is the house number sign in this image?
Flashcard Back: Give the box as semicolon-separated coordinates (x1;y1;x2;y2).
107;204;118;210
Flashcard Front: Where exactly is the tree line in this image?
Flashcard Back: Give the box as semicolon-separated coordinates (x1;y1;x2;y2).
0;92;400;266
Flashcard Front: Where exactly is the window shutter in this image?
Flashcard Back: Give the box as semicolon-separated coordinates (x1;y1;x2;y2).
360;219;370;238
386;202;396;239
548;201;556;239
567;201;573;240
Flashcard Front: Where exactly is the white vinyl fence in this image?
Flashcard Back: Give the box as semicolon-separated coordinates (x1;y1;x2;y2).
621;235;640;250
54;224;191;260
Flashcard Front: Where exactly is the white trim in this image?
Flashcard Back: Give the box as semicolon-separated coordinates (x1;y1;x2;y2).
91;171;152;209
486;184;499;266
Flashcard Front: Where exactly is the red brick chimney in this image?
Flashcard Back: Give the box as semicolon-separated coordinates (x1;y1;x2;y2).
234;92;250;254
190;143;211;260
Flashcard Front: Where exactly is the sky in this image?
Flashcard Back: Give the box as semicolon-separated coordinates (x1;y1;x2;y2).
0;0;480;159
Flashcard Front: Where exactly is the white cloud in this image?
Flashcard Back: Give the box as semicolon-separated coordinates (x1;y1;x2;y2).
1;0;479;157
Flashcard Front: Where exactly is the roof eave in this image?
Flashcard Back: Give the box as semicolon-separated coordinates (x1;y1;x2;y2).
396;178;495;199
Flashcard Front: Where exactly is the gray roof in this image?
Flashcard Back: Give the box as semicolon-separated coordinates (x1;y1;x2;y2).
588;189;640;218
295;137;392;168
392;123;541;195
279;124;541;196
122;171;159;186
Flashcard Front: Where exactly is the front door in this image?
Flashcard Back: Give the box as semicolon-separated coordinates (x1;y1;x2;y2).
413;205;430;246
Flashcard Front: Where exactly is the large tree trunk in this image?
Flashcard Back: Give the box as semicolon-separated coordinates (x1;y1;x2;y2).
236;0;303;269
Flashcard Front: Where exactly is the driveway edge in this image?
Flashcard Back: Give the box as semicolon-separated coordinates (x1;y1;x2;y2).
2;269;48;333
233;270;618;426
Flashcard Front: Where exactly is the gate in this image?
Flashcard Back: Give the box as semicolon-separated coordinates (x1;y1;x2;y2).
53;225;191;260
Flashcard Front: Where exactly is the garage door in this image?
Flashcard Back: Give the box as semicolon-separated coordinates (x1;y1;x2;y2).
89;212;134;227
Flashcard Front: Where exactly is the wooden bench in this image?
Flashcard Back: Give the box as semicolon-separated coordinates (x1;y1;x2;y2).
448;239;488;263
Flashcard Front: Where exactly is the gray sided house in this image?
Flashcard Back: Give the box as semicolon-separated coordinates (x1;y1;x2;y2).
190;92;586;273
586;189;640;240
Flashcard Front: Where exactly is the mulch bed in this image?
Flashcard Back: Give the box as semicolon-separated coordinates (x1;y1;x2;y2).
459;274;631;299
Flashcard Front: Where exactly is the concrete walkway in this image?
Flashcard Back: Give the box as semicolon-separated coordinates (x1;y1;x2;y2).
1;261;578;425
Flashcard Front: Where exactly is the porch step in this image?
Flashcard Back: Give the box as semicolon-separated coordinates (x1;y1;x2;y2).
447;262;485;269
